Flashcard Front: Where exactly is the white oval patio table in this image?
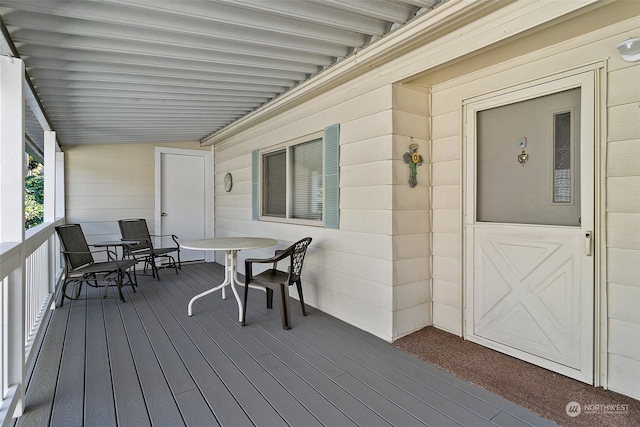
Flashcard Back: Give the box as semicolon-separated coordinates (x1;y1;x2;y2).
180;237;277;321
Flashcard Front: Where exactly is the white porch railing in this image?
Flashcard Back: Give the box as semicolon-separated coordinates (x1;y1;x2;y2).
0;220;64;427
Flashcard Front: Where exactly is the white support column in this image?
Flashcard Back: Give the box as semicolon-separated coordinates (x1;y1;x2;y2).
45;132;57;294
0;55;26;417
52;151;65;286
0;56;25;243
55;151;65;221
43;131;56;223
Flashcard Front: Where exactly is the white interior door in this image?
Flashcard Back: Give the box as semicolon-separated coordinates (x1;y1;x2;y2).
156;148;212;263
465;72;595;383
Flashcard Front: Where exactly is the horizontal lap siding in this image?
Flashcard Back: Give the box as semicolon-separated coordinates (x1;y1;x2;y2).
208;0;614;344
607;46;640;398
391;84;431;339
64;142;208;249
430;102;462;334
215;85;400;340
424;8;640;397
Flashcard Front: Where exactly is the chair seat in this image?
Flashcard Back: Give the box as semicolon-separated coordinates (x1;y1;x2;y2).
251;269;289;287
68;259;137;278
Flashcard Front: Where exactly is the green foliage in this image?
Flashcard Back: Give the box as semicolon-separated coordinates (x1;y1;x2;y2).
25;191;44;229
25;155;44;229
25;175;44;204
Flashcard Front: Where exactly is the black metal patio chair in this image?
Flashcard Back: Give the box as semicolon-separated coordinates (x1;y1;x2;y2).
118;218;181;279
242;237;312;330
55;224;137;306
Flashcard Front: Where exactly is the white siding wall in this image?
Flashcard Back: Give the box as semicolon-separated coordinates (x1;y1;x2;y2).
215;84;424;340
64;142;208;248
606;52;640;399
391;84;431;337
420;10;640;398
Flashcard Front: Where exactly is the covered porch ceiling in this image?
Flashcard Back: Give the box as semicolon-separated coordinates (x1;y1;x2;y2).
0;0;442;153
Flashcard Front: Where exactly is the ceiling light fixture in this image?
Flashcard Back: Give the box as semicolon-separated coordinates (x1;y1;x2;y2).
616;37;640;62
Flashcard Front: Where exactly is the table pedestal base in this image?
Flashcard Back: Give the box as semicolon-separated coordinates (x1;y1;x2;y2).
188;250;244;321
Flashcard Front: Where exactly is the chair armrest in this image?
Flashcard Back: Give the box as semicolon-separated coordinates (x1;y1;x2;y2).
64;249;109;256
149;234;180;246
63;249;119;261
245;249;291;283
245;249;290;265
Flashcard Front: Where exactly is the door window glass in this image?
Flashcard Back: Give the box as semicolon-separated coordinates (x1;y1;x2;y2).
476;88;580;226
553;111;572;203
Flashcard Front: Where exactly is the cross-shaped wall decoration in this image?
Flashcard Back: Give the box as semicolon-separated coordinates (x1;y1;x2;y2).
403;141;423;188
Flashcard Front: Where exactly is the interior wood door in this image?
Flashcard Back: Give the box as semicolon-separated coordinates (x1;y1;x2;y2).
465;73;595;383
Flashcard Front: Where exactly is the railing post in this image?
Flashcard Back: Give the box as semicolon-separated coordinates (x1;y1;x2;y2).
0;56;26;418
44;132;58;294
7;263;25;418
44;131;56;224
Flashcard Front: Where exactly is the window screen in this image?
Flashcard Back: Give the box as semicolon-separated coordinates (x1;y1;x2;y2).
476;88;580;226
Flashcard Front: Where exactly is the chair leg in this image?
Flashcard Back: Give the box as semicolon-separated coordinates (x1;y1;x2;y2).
276;284;291;330
169;255;178;275
126;268;137;292
242;281;250;326
143;257;154;277
58;279;69;307
116;270;126;302
151;255;160;280
75;280;84;299
266;288;274;309
296;280;306;316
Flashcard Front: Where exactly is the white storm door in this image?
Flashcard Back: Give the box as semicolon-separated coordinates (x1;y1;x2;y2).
155;148;212;263
465;72;595;384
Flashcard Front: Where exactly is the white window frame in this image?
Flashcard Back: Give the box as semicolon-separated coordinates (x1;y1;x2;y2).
259;131;324;226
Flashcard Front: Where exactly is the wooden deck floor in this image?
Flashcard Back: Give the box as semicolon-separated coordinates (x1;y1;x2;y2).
14;262;557;427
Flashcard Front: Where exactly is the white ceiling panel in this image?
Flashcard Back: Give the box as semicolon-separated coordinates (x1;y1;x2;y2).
1;0;441;148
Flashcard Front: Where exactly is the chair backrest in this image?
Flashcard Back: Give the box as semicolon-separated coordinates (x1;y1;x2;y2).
288;237;312;282
118;218;153;250
55;224;94;270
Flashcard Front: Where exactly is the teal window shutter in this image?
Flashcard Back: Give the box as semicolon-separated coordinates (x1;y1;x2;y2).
324;124;340;229
251;149;259;220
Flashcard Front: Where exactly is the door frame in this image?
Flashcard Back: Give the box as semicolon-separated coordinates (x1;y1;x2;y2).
154;147;214;261
462;67;604;384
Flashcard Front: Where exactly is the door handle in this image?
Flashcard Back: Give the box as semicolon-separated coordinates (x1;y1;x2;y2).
584;231;592;256
161;212;168;217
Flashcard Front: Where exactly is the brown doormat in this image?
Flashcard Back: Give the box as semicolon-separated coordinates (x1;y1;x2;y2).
393;327;639;427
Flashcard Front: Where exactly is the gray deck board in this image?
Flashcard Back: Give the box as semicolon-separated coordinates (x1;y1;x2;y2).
310;308;558;426
117;288;186;426
85;298;118;427
176;269;359;427
49;301;85;427
102;298;151;427
213;291;388;426
295;311;500;426
157;271;292;426
160;270;324;427
15;301;69;427
17;262;557;427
